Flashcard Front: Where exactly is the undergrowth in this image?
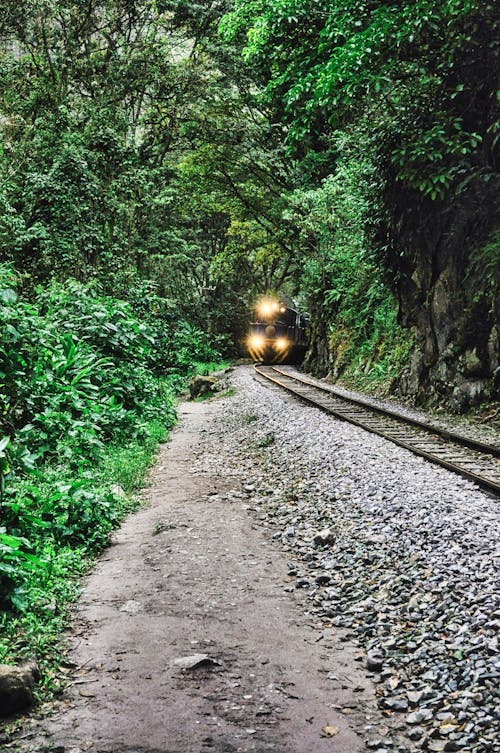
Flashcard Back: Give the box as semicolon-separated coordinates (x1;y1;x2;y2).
328;300;415;395
0;265;224;703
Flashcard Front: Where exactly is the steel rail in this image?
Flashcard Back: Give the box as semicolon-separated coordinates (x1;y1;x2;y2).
271;366;500;457
254;365;500;497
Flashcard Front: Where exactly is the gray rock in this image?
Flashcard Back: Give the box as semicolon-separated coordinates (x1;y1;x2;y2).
195;366;500;753
315;573;331;585
384;696;409;712
366;739;386;749
313;527;335;546
172;654;219;670
408;727;424;740
189;375;219;399
406;708;433;724
407;690;425;705
366;650;385;671
295;578;310;589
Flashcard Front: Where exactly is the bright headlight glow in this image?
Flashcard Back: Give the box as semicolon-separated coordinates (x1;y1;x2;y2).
257;298;280;318
249;334;265;348
275;338;288;350
258;302;274;317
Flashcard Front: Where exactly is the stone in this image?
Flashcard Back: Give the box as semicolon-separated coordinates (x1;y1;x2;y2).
408;727;424;740
0;663;39;716
366;738;386;749
189;375;218;399
315;573;331;585
463;348;483;377
427;741;447;752
172;654;220;670
384;696;409;712
407;690;425;705
407;708;433;725
313;527;335;546
295;578;310;588
366;650;385;671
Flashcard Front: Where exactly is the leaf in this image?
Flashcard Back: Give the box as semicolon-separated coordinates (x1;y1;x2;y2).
0;288;17;305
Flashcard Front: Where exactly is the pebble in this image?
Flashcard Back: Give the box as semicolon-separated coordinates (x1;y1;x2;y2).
384;697;409;712
366;649;385;672
194;367;500;753
407;709;433;725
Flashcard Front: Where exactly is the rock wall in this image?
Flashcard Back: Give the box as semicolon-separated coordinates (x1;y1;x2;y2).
303;175;499;411
387;175;499;409
302;303;331;376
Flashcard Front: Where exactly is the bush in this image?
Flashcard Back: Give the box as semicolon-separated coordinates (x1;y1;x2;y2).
0;268;183;613
0;265;227;630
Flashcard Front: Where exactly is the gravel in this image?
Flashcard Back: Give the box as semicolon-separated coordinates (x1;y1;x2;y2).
195;366;500;753
295;372;500;449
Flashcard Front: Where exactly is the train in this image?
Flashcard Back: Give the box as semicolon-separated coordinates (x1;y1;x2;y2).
246;297;308;364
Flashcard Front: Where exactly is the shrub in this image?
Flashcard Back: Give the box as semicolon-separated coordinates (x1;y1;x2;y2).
0;267;182;613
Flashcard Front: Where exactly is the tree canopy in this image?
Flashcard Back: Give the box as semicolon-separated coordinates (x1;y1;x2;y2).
0;0;497;391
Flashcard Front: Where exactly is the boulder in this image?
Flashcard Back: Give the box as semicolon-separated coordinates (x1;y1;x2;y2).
0;662;39;716
209;367;233;379
189;375;219;399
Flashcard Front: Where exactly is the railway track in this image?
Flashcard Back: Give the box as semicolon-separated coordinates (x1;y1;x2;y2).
254;364;500;497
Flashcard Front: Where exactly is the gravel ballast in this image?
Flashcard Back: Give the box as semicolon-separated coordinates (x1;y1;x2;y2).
195;366;500;753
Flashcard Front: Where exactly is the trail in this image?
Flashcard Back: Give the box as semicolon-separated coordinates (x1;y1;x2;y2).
17;398;371;753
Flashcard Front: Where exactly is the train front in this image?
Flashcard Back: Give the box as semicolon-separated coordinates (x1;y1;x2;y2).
246;298;295;364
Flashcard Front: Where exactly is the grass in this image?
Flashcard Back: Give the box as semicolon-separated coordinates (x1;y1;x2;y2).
193;386;236;402
257;432;275;448
192;359;233;376
243;412;258;424
101;419;169;491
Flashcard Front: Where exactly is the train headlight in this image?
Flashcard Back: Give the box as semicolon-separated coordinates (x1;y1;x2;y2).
275;338;288;350
249;334;264;348
257;299;280;318
258;302;274;318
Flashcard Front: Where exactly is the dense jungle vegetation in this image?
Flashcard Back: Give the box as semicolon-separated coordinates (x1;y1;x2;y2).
0;0;498;700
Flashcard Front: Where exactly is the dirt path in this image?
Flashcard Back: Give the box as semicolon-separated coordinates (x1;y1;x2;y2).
17;399;375;753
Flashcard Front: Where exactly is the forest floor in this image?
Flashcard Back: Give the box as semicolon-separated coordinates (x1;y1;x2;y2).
5;365;498;753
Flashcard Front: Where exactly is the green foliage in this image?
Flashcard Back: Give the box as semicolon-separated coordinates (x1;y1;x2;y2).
0;528;46;612
468;228;500;289
283;134;408;382
220;0;499;396
0;265;222;620
329;304;415;393
0;0;496;708
223;0;498;199
0;256;231;701
0;436;10;497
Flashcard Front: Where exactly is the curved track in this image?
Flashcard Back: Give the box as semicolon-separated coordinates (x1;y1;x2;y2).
254;365;500;497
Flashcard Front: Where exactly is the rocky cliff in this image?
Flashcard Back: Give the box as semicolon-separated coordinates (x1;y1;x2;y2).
387;175;499;409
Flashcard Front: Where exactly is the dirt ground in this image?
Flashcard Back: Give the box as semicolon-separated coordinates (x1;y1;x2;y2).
9;399;378;753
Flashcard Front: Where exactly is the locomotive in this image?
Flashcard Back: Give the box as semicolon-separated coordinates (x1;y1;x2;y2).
246;297;308;364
